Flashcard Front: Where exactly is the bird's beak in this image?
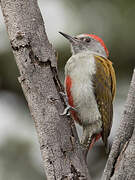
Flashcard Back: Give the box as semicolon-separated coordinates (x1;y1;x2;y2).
59;32;78;43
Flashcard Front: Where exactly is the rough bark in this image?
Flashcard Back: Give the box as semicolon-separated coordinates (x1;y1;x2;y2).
0;0;91;179
102;69;135;180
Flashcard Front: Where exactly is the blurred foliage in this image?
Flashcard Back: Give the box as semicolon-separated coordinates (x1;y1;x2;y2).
0;51;21;93
0;138;44;180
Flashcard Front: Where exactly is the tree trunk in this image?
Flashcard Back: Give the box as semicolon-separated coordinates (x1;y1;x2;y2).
102;69;135;180
0;0;91;179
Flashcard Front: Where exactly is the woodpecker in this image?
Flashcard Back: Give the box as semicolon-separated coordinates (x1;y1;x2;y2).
59;32;116;153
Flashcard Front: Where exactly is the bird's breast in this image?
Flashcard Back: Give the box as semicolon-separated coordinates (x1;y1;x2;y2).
65;53;101;125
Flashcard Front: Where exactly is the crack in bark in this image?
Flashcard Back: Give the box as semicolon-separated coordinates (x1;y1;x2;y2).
114;140;129;172
61;165;86;180
11;39;51;68
52;67;64;92
40;144;45;150
110;150;120;177
11;41;30;51
71;164;86;180
60;147;67;157
110;130;134;177
50;147;57;180
28;45;50;67
110;142;128;177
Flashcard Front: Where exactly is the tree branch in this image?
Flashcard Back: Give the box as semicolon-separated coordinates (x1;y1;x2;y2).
102;69;135;180
0;0;91;179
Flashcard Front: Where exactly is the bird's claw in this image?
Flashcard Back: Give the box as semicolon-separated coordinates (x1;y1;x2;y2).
60;105;77;116
59;91;67;98
59;91;77;116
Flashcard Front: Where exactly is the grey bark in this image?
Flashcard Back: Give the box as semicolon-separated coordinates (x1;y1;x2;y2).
0;0;91;179
102;69;135;180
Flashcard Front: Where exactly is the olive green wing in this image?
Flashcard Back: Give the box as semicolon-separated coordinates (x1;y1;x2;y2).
93;55;116;150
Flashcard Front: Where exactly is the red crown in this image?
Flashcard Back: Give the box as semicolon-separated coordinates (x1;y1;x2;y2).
85;34;109;57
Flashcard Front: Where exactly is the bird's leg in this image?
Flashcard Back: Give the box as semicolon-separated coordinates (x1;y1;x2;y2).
80;122;102;157
59;92;77;116
80;126;94;158
81;126;93;149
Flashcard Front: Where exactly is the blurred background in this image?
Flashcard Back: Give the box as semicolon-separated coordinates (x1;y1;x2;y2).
0;0;135;179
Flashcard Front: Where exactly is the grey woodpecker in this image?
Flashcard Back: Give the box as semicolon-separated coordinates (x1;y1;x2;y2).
59;32;116;153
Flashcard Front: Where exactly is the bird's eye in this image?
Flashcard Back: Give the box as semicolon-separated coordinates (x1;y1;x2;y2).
85;38;91;43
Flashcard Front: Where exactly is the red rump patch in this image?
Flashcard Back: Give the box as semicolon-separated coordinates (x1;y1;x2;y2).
66;76;81;124
85;34;109;57
89;133;101;150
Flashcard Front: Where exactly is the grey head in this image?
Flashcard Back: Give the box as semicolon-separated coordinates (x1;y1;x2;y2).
59;32;109;58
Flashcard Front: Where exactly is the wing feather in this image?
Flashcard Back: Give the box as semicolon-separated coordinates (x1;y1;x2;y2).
93;55;116;147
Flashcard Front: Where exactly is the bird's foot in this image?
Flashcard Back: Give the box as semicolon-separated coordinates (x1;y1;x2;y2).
59;92;77;116
80;123;102;158
60;105;77;116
